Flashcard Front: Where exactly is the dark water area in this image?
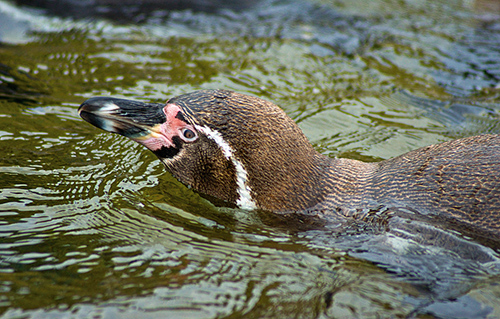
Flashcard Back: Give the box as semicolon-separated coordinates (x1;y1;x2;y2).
1;0;500;318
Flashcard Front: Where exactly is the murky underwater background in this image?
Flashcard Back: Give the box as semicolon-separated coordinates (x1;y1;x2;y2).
1;0;500;318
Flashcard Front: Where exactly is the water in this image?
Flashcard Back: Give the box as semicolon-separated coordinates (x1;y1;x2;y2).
1;0;500;317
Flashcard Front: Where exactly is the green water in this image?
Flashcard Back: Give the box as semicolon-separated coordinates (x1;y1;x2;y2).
1;0;500;318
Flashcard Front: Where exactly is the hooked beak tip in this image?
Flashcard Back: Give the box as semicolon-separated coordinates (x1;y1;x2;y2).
79;97;120;114
78;97;167;138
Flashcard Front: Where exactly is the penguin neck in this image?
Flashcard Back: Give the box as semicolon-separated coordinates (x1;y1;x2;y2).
246;148;375;213
241;145;337;212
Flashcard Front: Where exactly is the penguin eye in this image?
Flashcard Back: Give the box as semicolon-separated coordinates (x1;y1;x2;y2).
181;128;198;142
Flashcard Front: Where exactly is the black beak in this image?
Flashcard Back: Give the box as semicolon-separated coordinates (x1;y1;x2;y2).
78;97;166;138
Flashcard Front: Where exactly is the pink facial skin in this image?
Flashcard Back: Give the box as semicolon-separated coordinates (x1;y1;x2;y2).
133;103;196;152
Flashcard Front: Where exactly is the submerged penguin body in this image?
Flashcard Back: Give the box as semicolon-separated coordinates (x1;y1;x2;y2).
78;90;500;244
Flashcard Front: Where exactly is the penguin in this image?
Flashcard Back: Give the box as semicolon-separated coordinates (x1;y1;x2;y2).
79;89;500;244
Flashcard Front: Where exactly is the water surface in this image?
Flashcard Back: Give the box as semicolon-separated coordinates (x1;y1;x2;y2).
1;0;500;318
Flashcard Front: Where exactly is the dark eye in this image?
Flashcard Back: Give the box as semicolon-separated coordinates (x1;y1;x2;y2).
182;128;197;142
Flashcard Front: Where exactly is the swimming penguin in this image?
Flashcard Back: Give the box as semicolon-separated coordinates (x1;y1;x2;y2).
78;89;500;244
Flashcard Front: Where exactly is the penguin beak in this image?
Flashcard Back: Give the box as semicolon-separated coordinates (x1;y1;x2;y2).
78;97;167;138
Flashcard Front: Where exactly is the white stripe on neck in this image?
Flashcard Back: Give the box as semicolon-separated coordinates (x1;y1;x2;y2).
195;125;257;210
